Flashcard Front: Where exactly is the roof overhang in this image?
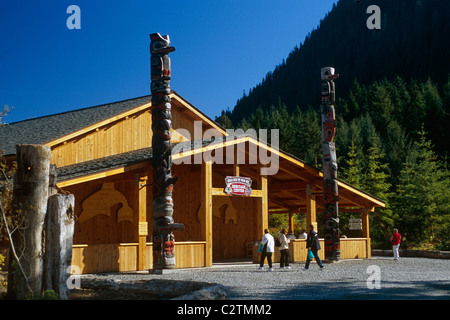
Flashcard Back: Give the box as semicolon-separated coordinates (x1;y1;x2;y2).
57;135;385;212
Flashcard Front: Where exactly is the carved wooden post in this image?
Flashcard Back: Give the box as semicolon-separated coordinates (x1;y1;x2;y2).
44;193;75;300
150;33;184;270
321;67;341;262
8;144;51;299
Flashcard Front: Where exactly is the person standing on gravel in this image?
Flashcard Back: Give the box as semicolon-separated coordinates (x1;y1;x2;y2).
390;228;402;260
258;229;274;271
279;228;291;269
303;224;324;270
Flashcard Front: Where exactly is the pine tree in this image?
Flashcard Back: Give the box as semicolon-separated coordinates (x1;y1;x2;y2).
394;129;450;248
362;137;394;248
341;139;363;189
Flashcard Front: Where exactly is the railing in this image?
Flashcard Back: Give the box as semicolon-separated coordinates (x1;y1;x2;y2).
68;238;370;274
252;238;370;263
72;241;206;274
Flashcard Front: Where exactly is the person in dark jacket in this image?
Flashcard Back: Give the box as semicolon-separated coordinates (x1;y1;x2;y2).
303;224;324;270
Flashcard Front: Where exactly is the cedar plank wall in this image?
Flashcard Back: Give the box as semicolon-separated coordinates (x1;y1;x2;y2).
210;167;259;260
173;163;260;259
65;176;138;245
50;103;196;167
65;164;205;246
65;163;260;261
171;164;203;242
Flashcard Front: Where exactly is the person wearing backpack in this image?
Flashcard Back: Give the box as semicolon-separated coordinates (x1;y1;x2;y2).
278;228;291;269
303;224;324;270
258;229;274;271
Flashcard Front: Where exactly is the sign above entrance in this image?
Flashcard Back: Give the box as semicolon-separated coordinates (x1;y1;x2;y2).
224;176;252;196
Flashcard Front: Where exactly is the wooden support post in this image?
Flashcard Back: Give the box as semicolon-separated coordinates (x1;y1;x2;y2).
201;161;213;267
233;164;240;176
137;176;148;271
362;209;371;258
288;212;295;234
256;170;268;237
306;184;317;231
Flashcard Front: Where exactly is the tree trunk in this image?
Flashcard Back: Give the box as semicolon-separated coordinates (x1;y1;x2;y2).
8;144;51;299
44;193;75;300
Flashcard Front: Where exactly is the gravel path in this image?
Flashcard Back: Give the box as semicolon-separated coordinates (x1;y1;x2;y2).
78;257;450;300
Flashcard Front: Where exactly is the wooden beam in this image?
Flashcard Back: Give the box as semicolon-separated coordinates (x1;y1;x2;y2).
201;160;213;267
57;161;151;187
306;184;317;231
137;175;148;271
339;208;364;212
233;163;240;176
362;209;371;258
338;181;386;208
289;213;295;234
267;197;295;210
212;187;262;197
269;181;308;192
256;171;269;237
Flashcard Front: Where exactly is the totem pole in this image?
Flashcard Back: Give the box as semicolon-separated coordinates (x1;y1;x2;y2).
320;66;341;262
150;33;184;269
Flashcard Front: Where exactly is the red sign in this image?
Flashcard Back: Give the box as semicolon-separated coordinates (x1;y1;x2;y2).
224;176;252;196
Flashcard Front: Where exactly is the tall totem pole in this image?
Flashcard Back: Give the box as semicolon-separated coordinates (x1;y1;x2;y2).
321;66;341;262
150;33;184;269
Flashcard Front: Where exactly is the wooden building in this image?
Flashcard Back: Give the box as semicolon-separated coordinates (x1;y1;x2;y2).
0;92;385;273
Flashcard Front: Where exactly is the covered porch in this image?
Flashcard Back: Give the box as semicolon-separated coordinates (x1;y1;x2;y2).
57;135;384;274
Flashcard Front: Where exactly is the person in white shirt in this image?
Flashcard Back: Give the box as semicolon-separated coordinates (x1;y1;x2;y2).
298;229;307;240
258;229;274;271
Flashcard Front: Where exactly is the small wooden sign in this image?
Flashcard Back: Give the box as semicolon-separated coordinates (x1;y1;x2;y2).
224;176;252;196
349;219;362;230
139;222;148;236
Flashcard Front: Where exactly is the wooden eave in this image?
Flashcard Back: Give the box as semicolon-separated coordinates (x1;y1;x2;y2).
57;135;385;212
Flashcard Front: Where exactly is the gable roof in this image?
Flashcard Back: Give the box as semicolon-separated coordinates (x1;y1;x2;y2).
0;95;152;156
0;91;226;157
1;92;385;211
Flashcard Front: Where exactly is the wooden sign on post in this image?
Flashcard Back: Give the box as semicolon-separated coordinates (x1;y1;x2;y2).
224;176;252;196
349;218;362;230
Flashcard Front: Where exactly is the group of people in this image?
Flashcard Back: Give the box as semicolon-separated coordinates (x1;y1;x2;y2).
258;224;323;271
258;225;402;271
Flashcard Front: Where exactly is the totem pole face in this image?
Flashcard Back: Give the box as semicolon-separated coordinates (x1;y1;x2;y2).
150;33;184;269
321;66;341;261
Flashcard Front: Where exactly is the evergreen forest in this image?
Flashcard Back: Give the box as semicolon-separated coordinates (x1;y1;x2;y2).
216;0;450;250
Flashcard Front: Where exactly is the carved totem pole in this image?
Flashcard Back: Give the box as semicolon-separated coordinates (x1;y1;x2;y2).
150;33;184;269
320;66;341;261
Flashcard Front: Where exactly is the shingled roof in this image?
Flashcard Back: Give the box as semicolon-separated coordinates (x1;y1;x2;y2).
0;95;152;156
56;147;153;181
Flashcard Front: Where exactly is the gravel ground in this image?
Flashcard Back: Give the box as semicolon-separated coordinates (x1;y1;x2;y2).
76;257;450;300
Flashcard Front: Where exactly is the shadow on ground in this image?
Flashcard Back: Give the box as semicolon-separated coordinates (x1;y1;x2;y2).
229;280;450;300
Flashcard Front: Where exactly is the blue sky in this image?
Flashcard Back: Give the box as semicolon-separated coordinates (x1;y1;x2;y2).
0;0;339;124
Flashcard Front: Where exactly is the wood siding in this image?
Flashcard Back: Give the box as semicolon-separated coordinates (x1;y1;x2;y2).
71;242;206;274
50;108;195;167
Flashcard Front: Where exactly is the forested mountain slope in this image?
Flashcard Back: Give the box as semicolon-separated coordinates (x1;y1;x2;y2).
216;0;450;250
224;0;450;127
